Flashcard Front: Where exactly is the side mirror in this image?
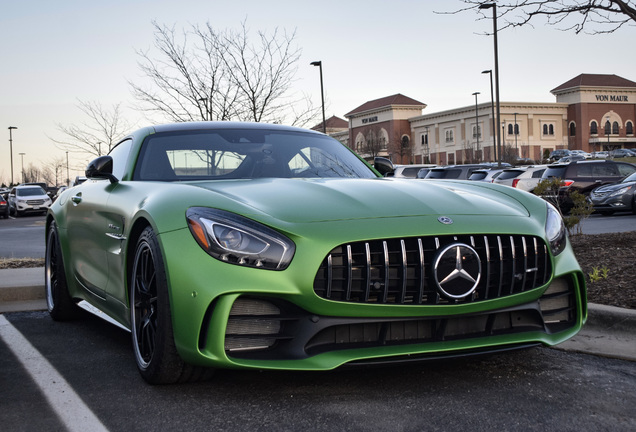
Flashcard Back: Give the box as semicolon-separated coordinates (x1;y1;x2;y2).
85;156;118;184
374;157;394;176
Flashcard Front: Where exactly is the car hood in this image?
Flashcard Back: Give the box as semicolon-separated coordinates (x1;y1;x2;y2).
186;178;531;223
594;180;636;193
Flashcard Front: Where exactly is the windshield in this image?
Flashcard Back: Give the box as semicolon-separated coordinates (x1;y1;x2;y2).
623;172;636;183
16;187;46;197
133;129;376;181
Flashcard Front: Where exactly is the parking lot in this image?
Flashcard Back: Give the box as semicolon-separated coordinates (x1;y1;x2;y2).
1;214;635;431
2;309;636;431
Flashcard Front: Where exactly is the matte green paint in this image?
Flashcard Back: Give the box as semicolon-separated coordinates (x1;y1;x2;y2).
47;123;586;371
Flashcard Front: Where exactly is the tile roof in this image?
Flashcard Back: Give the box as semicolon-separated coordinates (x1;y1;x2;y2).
311;115;348;131
551;74;636;93
345;94;426;117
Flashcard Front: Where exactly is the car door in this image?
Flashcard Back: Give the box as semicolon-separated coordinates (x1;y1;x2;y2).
65;179;123;302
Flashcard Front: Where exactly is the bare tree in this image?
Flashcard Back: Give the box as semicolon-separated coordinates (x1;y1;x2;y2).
450;1;635;34
130;20;320;126
51;100;133;158
359;129;387;159
41;157;67;187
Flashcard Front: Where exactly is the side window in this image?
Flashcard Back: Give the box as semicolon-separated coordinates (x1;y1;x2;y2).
593;163;619;177
109;139;133;180
576;164;592;177
618;163;636;177
532;169;545;178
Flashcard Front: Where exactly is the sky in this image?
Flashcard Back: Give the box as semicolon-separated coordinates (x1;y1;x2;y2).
1;0;635;186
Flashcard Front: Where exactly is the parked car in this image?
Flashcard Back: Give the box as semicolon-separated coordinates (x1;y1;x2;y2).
589;172;636;215
422;164;495;180
569;150;592;159
506;165;549;192
557;155;586;163
389;164;437;178
610;149;636;158
45;122;585;384
0;194;9;218
493;168;528;187
541;160;636;212
467;168;504;183
590;151;609;159
548;149;571;162
8;185;53;216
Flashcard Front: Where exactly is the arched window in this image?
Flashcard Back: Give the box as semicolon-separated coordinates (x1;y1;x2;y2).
605;121;611;135
612;121;619;134
543;124;548;135
627;121;634;135
507;124;513;135
549;124;554;135
569;122;576;137
514;123;519;135
590;121;598;135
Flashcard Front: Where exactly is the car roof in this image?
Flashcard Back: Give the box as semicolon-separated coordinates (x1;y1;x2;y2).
151;121;320;135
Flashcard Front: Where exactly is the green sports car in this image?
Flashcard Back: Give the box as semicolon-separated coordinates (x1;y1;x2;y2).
45;122;587;384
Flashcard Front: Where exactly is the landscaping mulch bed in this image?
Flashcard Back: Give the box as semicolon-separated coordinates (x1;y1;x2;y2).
570;231;636;310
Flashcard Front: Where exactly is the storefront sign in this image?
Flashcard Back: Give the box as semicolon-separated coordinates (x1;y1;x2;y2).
595;94;629;102
362;116;378;124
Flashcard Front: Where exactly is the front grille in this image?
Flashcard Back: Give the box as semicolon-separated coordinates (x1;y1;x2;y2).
26;199;45;205
314;234;551;305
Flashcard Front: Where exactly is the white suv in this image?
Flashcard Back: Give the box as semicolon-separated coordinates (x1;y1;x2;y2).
494;165;549;192
8;185;52;216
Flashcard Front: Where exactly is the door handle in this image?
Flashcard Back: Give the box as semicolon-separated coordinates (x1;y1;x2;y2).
71;194;82;205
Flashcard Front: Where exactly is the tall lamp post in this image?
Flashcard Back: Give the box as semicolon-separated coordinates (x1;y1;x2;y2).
8;126;18;186
310;61;326;134
606;116;611;153
514;112;518;157
482;70;496;162
472;92;480;162
19;153;26;183
479;3;502;168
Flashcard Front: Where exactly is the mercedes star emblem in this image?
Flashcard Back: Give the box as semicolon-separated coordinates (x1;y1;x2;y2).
433;243;481;299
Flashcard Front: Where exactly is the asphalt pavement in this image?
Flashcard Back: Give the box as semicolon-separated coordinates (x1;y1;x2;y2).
0;266;635;361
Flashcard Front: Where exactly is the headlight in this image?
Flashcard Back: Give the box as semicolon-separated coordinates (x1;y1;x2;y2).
186;207;295;270
609;186;632;197
545;203;566;256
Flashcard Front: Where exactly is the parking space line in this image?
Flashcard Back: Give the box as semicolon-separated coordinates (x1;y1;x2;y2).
0;315;108;432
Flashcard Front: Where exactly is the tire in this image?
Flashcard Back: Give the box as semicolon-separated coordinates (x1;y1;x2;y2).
130;226;213;384
45;221;79;320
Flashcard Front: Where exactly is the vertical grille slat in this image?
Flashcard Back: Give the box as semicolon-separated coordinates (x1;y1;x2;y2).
314;234;552;305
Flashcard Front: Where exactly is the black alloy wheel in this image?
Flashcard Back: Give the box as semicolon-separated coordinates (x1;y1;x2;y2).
130;226;213;384
45;221;78;320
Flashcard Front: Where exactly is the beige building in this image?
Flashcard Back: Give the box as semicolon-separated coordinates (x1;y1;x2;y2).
328;74;636;165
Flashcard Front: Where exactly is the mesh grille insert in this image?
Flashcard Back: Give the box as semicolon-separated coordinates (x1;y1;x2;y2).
314;234;551;305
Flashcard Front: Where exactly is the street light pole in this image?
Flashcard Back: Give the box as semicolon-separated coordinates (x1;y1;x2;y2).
482;69;496;162
66;151;69;187
606;116;611;153
8;126;17;186
19;153;25;183
479;3;502;168
310;61;326;134
514;112;518;157
472;92;480;162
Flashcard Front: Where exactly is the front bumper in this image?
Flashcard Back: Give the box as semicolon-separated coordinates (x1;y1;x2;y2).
159;224;587;371
590;194;633;212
